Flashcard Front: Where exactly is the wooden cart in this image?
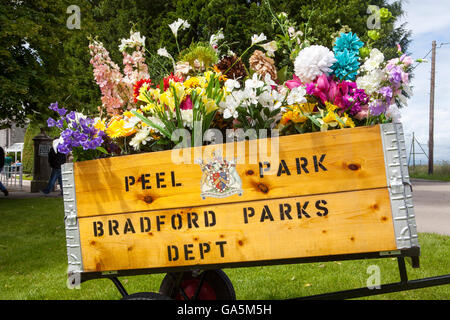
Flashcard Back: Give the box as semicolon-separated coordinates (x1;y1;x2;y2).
62;123;449;299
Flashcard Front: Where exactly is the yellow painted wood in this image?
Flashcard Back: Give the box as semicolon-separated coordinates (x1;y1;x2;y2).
78;188;397;272
74;125;387;218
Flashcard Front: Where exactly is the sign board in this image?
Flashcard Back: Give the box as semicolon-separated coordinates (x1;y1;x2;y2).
38;143;52;157
63;123;419;275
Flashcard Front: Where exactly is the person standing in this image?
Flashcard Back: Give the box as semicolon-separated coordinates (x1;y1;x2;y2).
41;141;66;195
0;146;8;196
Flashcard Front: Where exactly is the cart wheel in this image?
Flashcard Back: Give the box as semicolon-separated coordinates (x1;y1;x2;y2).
159;270;235;300
121;292;172;300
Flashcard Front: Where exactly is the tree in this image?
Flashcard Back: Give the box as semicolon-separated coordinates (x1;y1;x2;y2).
0;0;100;128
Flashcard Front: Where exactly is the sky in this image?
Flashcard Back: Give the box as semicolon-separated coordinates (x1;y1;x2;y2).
394;0;450;164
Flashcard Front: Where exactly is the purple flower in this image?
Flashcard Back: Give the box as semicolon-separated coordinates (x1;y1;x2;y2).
57;142;71;154
49;102;67;117
55;119;65;129
388;66;402;87
369;100;387;116
66;111;76;121
379;86;393;99
49;102;58;112
61;129;73;139
47;117;56;127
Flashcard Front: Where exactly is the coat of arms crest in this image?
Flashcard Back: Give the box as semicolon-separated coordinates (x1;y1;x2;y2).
197;154;243;199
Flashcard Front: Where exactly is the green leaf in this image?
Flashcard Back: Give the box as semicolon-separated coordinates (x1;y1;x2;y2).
131;110;171;139
96;146;109;154
277;65;289;84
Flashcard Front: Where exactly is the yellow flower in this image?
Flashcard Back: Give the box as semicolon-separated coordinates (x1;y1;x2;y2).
159;91;175;111
184;77;200;88
204;71;213;82
123;111;134;118
93;118;106;131
202;96;218;113
136;83;154;104
280;109;307;125
341;113;355;128
322;111;340;124
106;116;136;139
141;102;158;112
324;102;339;112
299;102;317;114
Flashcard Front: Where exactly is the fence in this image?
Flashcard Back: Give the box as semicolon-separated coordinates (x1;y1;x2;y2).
0;165;23;190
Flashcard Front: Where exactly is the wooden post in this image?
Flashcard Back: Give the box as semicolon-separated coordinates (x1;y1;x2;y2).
428;40;436;175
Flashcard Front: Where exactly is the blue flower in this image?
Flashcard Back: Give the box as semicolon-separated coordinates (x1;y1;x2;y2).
332;49;360;80
333;32;364;55
48;101;67;117
47;117;56;127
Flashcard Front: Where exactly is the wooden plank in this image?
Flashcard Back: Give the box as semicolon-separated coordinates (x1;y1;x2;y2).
74;125;387;218
78;188;397;273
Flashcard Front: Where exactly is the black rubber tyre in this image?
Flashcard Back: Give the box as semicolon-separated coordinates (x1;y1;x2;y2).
159;270;236;300
121;292;172;300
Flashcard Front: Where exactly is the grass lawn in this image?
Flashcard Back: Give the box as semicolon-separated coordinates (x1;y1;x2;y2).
409;163;450;182
0;197;448;300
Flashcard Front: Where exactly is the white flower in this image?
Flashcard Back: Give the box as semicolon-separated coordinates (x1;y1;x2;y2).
224;79;241;92
257;90;273;107
286;86;307;105
175;61;191;76
210;30;224;48
119;31;146;52
259;41;278;57
180;109;194;129
263;73;277;87
169;18;190;38
157;47;171;59
245;73;264;89
294;45;337;83
356;69;384;94
362;48;384;72
129;127;153;151
123;115;141;130
220;94;240;119
157;47;176;70
251;33;267;46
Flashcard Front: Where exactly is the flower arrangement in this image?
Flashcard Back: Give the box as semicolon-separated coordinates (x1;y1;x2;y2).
48;8;424;161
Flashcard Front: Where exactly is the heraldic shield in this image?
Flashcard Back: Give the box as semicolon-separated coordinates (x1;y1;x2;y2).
197;154;243;199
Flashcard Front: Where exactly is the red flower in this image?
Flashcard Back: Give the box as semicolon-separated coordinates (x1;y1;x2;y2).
133;78;152;103
158;73;183;91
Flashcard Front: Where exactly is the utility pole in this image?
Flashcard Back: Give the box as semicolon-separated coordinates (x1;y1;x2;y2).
428;40;436;175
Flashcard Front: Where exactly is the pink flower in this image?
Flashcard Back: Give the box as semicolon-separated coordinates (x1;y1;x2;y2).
401;71;409;84
400;54;414;66
89;38;150;115
285;74;302;89
354;104;369;120
180;95;193;110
